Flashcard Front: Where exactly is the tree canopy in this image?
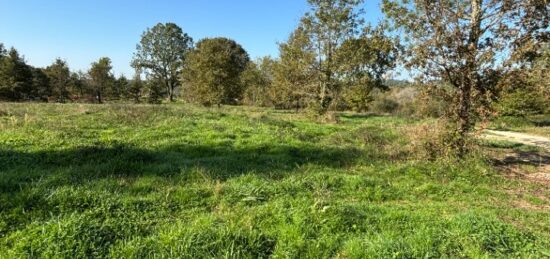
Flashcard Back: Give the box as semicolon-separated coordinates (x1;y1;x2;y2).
382;0;549;155
132;22;193;102
182;37;250;106
0;48;33;101
89;57;113;103
44;59;71;103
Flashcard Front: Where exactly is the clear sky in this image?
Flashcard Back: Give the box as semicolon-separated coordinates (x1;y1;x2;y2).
0;0;385;76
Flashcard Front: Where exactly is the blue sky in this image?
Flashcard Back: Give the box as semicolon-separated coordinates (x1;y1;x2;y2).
0;0;385;76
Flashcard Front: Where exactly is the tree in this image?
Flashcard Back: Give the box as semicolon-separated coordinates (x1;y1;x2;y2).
382;0;549;155
132;23;193;102
88;57;113;103
146;79;163;104
44;59;71;102
182;37;250;106
336;25;399;111
271;27;317;110
30;67;51;101
68;71;89;100
127;70;144;103
0;43;5;56
242;57;276;107
0;47;33;101
300;0;366;114
112;75;129;100
281;0;398;113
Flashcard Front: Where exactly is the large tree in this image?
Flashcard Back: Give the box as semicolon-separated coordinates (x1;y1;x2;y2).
383;0;549;155
301;0;365;113
182;37;250;106
44;59;71;102
335;25;399;111
0;47;33;101
132;23;193;102
88;57;114;104
283;0;398;114
271;27;317;110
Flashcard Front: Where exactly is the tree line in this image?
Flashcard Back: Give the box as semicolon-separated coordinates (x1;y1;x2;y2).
1;0;399;111
0;46;135;104
1;0;548;155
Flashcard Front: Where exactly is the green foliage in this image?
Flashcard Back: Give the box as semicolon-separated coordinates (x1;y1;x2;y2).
111;75;129;100
497;45;550;116
0;47;33;101
335;25;398;97
0;103;548;257
126;73;144;103
271;27;316;110
274;1;398;114
88;57;114;103
498;89;546;116
30;67;51;101
340;84;375;112
301;0;366;113
241;57;275;107
132;23;193;102
44;58;71;102
145;79;163;104
383;0;547;156
182;37;250;106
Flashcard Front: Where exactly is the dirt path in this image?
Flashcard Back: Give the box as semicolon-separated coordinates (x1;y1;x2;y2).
484;130;550;151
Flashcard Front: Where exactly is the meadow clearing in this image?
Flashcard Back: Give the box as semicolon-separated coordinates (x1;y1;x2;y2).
0;103;549;258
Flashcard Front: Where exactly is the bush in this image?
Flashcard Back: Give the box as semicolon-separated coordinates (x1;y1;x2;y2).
497;89;547;116
371;98;399;114
404;119;476;160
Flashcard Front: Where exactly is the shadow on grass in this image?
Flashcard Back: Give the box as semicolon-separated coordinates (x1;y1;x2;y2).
492;151;550;167
533;119;550;127
0;143;366;194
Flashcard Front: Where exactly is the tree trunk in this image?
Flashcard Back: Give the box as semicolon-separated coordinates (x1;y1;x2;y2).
456;0;482;157
457;78;472;157
319;83;331;114
168;84;174;102
96;89;102;104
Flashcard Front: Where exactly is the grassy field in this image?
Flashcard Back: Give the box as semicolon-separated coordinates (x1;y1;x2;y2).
0;103;549;258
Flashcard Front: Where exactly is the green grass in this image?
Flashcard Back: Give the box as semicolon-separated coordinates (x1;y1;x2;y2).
0;103;549;258
489;115;550;138
479;139;544;153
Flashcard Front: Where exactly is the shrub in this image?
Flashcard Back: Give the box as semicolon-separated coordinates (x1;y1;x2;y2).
497;89;547;116
371;98;399;114
404;119;475;160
